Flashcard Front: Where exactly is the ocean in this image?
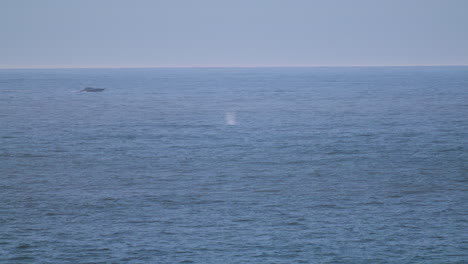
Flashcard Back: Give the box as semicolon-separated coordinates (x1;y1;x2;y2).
0;66;467;263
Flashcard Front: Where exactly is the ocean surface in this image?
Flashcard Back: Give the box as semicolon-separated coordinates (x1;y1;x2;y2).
0;66;467;263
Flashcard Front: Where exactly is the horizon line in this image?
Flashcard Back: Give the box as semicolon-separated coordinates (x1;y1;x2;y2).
0;64;467;70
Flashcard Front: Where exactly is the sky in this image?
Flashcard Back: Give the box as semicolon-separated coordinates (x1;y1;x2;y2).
1;0;467;68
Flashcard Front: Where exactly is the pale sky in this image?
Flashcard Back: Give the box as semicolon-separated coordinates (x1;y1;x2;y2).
1;0;467;68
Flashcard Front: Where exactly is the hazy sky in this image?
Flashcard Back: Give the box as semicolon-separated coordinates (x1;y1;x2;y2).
1;0;467;68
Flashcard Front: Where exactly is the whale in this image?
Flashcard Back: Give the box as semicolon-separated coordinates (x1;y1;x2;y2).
81;87;105;92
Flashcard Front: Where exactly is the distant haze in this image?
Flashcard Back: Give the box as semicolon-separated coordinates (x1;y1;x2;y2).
1;0;467;68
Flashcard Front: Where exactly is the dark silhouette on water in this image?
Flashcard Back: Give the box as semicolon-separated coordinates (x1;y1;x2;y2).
81;87;105;92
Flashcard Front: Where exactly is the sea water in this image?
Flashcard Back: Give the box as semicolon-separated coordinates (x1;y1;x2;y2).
0;67;467;263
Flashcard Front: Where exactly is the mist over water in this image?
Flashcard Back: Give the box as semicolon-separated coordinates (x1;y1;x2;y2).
0;67;467;263
225;112;236;125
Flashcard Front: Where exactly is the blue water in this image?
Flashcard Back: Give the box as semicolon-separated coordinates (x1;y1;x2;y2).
0;67;467;263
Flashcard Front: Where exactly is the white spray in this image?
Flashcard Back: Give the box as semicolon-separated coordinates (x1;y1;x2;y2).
225;112;237;125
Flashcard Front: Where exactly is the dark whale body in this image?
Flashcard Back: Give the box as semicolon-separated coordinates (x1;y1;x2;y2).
81;87;105;92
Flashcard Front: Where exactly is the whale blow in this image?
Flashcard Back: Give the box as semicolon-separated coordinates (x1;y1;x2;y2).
225;112;236;125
